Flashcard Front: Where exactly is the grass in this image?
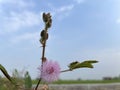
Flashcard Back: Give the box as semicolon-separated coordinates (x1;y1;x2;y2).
53;79;120;84
32;79;120;84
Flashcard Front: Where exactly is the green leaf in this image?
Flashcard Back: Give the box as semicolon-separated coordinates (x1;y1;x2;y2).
68;60;98;70
0;64;15;84
81;60;98;63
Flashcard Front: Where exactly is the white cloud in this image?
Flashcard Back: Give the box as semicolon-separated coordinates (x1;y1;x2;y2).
10;32;39;44
56;5;74;13
49;4;74;20
0;0;39;34
0;0;6;3
1;11;41;33
0;0;34;8
48;0;85;20
116;18;120;24
74;0;85;4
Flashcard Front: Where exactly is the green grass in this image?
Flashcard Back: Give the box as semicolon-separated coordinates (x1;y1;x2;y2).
32;79;120;84
53;79;120;84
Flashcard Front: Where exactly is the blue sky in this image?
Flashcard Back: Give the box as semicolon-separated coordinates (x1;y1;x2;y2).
0;0;120;80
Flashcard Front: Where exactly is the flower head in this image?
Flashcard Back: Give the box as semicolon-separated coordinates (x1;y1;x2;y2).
39;60;60;82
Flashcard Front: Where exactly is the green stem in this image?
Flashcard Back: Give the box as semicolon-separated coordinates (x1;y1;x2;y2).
61;69;72;73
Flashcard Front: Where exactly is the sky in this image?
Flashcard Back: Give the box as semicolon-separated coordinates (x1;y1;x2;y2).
0;0;120;80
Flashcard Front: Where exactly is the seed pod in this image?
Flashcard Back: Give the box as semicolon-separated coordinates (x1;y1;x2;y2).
43;13;48;23
40;30;48;40
39;38;44;45
45;32;48;40
46;23;51;28
40;30;45;37
49;18;52;24
47;13;51;19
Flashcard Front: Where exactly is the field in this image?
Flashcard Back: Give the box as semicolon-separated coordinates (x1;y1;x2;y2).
32;79;120;84
34;80;120;90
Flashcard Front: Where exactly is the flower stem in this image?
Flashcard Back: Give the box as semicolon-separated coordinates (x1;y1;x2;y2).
35;34;47;90
35;12;51;90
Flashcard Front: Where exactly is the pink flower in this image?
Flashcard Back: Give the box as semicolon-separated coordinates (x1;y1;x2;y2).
39;60;60;82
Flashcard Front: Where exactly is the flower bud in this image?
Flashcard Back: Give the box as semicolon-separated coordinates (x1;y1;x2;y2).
39;38;44;45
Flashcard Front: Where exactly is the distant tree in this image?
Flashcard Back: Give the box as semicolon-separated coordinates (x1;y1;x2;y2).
103;77;112;80
24;71;32;90
77;78;82;81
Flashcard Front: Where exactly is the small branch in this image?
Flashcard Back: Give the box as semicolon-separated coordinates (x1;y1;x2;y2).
35;78;42;90
61;69;72;73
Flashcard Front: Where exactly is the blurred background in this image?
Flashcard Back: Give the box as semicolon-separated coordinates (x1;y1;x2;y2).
0;0;120;81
